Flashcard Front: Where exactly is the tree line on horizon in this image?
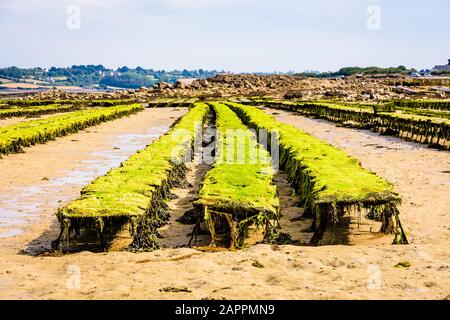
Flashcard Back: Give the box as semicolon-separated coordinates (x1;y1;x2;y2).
2;64;448;89
295;65;417;78
0;65;220;89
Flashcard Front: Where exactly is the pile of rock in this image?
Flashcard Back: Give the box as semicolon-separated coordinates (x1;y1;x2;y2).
19;74;449;102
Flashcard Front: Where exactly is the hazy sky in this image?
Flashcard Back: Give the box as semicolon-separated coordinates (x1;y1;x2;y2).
0;0;449;72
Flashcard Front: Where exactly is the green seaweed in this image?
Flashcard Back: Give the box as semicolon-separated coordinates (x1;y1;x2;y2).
194;102;279;249
247;99;450;150
0;104;82;119
227;102;408;245
0;104;143;155
387;100;450;111
55;102;210;251
148;98;199;108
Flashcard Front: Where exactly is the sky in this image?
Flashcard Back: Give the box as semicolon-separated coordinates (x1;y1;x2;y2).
0;0;449;72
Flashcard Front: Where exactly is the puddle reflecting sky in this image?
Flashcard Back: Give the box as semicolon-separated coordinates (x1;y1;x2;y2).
0;127;168;238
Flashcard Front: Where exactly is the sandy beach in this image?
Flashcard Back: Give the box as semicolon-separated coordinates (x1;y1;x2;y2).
0;107;449;300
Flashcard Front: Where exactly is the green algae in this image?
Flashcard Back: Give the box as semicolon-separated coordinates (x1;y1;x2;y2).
0;104;143;155
248;99;450;150
227;101;408;245
0;104;83;119
55;102;210;251
194;102;279;248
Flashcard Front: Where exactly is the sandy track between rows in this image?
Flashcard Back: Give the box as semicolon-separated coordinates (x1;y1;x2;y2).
0;107;187;251
0;107;449;300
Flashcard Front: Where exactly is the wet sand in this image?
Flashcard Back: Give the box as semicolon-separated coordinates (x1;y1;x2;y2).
0;113;66;127
266;109;450;245
0;108;449;300
158;119;216;249
0;108;187;251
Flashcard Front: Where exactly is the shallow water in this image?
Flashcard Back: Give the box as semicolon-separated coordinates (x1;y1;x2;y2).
0;127;168;238
0;228;23;239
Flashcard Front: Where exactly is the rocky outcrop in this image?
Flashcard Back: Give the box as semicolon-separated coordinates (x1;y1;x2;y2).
17;74;449;102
